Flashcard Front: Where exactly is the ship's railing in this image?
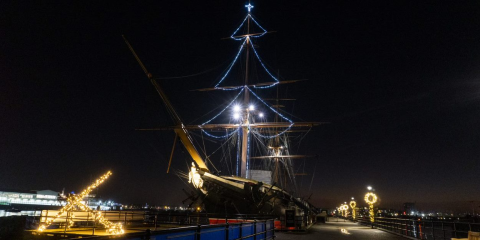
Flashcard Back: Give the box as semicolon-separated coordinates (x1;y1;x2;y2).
357;216;480;240
35;216;275;240
37;210;210;232
34;210;277;238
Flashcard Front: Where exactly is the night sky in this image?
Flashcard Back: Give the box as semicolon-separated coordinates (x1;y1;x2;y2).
2;1;480;211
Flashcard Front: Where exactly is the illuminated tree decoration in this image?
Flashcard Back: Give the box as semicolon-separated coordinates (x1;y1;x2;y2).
37;171;124;235
364;192;378;223
349;200;357;220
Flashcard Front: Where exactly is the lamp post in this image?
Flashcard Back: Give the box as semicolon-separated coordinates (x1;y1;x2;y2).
350;197;357;221
364;186;378;226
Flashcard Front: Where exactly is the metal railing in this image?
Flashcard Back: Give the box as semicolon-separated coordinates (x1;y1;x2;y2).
34;210;276;239
64;219;276;240
37;210;212;234
358;216;480;239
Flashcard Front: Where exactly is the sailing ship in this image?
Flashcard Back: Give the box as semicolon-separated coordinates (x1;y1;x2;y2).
124;3;322;222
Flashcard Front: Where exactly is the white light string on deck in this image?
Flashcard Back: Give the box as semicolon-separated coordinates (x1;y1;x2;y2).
247;87;293;139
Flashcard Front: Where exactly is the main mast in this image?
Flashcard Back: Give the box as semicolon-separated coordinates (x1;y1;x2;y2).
240;3;254;178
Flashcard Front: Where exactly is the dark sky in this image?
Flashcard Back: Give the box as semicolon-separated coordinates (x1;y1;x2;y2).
1;1;480;211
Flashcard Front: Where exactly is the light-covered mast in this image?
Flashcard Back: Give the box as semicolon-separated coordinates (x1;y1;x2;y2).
240;2;254;178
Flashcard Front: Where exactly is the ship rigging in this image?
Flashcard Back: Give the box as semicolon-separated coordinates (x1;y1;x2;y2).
124;3;324;217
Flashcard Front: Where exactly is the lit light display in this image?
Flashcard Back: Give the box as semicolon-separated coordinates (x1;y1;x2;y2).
37;171;124;235
342;204;349;217
245;3;254;12
338;204;348;217
199;89;244;139
216;3;278;90
349;199;357;220
247;87;293;139
364;192;378;223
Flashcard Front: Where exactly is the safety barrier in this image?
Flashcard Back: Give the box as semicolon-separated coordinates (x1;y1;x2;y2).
358;216;480;240
76;219;275;240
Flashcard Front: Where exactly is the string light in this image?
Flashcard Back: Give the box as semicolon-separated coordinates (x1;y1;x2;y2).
230;15;250;40
236;132;240;176
248;15;267;38
341;204;349;217
202;128;239;139
230;13;267;40
214;39;246;88
246;125;251;177
199;89;243;139
249;38;280;88
38;171;124;235
350;200;357;220
247;87;293;139
201;88;244;125
364;192;378;223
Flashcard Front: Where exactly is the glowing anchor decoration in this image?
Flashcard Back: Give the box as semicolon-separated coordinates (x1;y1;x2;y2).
339;204;348;217
349;199;357;220
364;191;378;223
37;171;124;235
341;204;349;217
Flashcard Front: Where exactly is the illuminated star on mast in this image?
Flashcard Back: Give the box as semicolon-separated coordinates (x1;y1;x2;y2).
245;3;254;12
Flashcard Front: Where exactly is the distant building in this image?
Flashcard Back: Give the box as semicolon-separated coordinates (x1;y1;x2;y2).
0;189;121;217
0;189;61;208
